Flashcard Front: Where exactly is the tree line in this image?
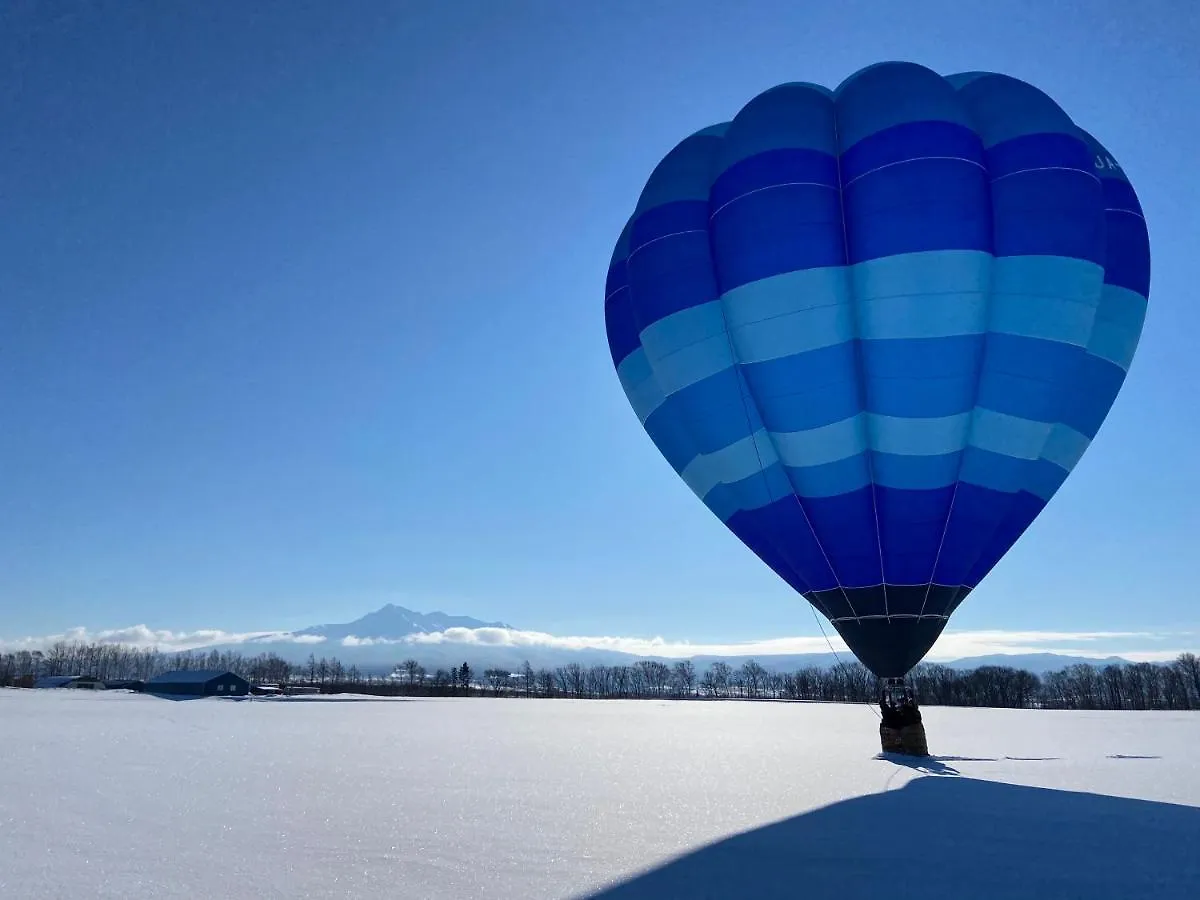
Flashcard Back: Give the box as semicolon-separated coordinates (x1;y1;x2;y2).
2;642;1198;711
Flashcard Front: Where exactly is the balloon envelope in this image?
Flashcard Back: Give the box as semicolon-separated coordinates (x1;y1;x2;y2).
605;62;1149;678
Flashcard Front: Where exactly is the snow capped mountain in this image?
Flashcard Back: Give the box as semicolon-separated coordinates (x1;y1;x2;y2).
294;603;511;642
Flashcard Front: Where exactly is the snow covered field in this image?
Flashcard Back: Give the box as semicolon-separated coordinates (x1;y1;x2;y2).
1;688;1197;899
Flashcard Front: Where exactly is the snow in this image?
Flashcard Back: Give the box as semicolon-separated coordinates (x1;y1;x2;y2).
1;688;1197;899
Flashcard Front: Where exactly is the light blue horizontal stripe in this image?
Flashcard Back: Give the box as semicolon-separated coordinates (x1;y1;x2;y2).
991;255;1103;303
1041;423;1091;472
731;303;853;363
638;253;1106;412
639;300;727;365
969;408;1052;460
870;412;972;455
851;250;991;299
989;256;1104;347
722;266;850;328
630;251;1134;437
967;411;1089;474
858;292;987;340
681;430;778;499
676;409;1091;507
990;293;1098;346
696;437;1083;517
772;415;864;467
648;332;734;397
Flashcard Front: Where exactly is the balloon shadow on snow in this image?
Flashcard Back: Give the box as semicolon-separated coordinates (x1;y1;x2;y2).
582;777;1200;900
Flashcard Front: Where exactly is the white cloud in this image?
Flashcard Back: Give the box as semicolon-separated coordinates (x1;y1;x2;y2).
0;625;327;653
0;623;1192;663
374;625;1190;663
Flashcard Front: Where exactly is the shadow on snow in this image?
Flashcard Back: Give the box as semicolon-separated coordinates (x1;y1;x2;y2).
582;776;1200;900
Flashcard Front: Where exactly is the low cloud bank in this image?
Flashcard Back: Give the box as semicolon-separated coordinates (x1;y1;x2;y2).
0;625;327;653
3;622;1189;664
343;625;1188;663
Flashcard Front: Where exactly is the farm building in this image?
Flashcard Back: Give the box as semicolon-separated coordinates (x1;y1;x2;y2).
105;679;146;692
145;670;249;697
33;675;105;690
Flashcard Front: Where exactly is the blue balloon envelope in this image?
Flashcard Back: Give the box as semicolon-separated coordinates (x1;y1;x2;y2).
605;62;1150;678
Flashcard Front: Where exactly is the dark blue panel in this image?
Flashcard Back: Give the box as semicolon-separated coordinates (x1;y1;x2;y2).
977;334;1084;423
710;148;839;210
629;200;710;250
1102;206;1151;295
642;405;699;473
978;333;1125;437
710;186;844;291
603;285;640;367
985;332;1082;383
785;453;869;498
1064;353;1126;438
1025;457;1070;500
801;485;879;589
1102;177;1143;217
741;345;862;431
991;170;1104;263
875;484;956;585
962;445;1033;493
843;160;991;262
626;230;717;328
964;491;1047;586
862;335;982;378
803;486;883;589
731;498;842;593
839;120;984;185
724;510;815;595
930;481;1018;585
975;371;1065;423
985;131;1092;181
861;335;983;417
604;255;628;301
654;366;762;456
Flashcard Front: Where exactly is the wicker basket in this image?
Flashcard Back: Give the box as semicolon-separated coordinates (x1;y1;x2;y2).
880;722;929;756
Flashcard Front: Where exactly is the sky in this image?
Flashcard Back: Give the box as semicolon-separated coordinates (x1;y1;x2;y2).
2;0;1198;659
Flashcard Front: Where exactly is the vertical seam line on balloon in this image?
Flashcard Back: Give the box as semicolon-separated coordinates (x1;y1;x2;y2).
711;273;846;622
704;163;855;625
919;90;993;622
833;112;889;622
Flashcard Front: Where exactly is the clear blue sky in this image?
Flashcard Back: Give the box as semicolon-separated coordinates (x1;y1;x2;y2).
2;0;1197;644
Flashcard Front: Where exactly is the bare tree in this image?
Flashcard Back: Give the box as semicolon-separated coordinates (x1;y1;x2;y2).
671;660;696;698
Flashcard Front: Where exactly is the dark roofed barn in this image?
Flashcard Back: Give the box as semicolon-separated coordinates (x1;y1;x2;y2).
34;675;105;690
146;670;249;697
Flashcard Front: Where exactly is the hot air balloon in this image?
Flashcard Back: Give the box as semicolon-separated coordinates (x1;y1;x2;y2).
604;62;1149;748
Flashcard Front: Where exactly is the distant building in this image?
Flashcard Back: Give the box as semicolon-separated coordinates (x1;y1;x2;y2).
145;670;250;697
33;675;105;690
105;679;146;692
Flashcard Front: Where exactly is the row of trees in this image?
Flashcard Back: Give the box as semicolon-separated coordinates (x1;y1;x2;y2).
2;642;1198;711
